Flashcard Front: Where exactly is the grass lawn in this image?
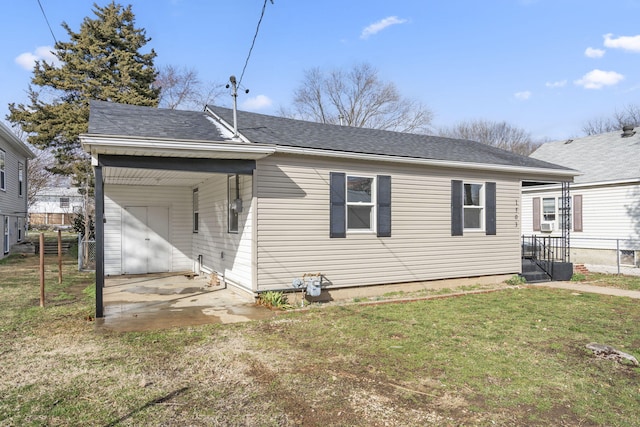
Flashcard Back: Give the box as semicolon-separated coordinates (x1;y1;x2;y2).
1;252;638;426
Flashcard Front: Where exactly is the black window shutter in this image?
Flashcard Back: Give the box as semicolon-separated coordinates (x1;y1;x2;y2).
451;180;463;236
330;172;346;238
485;182;496;235
377;175;391;237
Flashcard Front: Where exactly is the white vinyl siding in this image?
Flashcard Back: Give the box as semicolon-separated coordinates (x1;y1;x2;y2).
103;185;192;275
192;174;254;291
255;154;522;291
522;181;640;249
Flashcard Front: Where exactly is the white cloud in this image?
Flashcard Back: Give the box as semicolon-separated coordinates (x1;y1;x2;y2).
241;95;272;110
545;80;567;88
584;47;605;58
360;16;407;39
514;91;531;100
574;69;624;89
603;33;640;52
15;46;60;70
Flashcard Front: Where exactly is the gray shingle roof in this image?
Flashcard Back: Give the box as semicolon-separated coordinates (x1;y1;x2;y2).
530;130;640;183
88;100;225;141
207;106;568;170
87;100;570;172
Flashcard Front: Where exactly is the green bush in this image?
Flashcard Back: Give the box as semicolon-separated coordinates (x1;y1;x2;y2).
505;275;527;286
256;291;293;310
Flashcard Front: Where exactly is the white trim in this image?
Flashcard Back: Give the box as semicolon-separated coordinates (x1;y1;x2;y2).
523;177;640;192
0;122;35;159
346;174;376;233
79;134;276;159
273;145;577;179
463;181;485;232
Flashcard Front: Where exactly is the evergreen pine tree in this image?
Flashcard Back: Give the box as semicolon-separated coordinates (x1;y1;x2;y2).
8;2;159;178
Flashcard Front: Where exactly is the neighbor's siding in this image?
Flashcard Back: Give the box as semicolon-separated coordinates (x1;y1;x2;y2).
104;185;192;275
192;174;254;291
0;136;29;257
522;181;640;248
255;154;523;291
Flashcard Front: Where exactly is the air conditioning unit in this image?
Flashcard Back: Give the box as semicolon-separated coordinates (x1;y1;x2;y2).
540;222;554;232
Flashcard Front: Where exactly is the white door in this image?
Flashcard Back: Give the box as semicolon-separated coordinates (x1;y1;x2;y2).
122;206;171;274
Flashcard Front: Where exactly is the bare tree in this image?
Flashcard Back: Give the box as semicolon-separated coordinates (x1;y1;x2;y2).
154;65;224;110
27;148;64;209
438;119;540;156
582;104;640;135
284;63;433;134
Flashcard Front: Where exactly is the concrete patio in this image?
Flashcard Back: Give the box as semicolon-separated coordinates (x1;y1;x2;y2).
96;273;276;332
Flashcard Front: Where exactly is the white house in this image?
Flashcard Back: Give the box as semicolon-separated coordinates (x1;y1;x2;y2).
522;126;640;268
81;101;576;317
0;122;35;258
29;186;84;228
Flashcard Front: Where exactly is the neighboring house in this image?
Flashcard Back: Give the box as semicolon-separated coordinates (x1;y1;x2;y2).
0;122;35;258
29;186;84;227
81;101;575;317
522;126;640;267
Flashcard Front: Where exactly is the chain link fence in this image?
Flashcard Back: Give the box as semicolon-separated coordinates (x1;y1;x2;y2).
78;234;96;271
571;237;639;274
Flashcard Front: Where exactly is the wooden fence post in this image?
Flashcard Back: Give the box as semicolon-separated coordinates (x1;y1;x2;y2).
58;230;63;284
39;233;45;307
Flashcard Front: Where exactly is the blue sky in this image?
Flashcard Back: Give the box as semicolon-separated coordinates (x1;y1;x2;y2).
2;0;640;140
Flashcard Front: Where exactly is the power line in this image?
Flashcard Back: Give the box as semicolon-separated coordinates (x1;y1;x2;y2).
237;0;273;88
37;0;58;45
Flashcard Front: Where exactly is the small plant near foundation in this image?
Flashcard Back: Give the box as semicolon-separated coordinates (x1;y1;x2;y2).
505;275;526;286
571;273;586;282
257;291;293;310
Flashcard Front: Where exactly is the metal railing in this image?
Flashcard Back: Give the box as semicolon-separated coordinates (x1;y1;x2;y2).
521;235;567;279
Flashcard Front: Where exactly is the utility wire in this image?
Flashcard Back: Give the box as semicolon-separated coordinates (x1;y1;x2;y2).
237;0;273;88
37;0;58;45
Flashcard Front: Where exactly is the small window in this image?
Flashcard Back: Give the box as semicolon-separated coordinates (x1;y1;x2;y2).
347;176;375;231
0;150;5;191
463;183;484;230
192;188;199;233
18;162;24;197
228;175;239;233
60;197;70;209
543;197;556;222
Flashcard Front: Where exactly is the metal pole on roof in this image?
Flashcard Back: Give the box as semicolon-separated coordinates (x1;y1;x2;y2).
229;75;238;138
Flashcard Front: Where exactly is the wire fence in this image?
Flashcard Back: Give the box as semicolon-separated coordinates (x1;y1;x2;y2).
571;237;639;274
78;235;96;271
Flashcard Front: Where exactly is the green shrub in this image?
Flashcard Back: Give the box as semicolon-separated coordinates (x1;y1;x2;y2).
257;291;293;310
505;275;527;286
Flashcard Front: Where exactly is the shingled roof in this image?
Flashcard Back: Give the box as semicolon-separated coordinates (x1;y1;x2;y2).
530;129;640;184
87;100;569;172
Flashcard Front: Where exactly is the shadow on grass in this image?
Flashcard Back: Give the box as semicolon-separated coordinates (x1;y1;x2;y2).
103;386;189;427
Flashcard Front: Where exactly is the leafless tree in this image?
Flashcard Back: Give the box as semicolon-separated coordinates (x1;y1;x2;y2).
27;148;64;209
154;65;224;110
582;104;640;135
438;119;540;156
283;63;434;134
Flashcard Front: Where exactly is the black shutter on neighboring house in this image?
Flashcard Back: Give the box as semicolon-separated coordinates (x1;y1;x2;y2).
330;172;346;238
532;197;541;231
485;182;496;235
377;175;391;237
451;180;463;236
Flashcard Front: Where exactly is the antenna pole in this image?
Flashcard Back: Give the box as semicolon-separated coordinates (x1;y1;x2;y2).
229;75;238;138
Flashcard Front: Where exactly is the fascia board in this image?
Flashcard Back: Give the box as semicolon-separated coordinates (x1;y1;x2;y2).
274;145;578;180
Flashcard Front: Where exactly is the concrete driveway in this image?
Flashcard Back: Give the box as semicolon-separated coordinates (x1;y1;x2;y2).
96;273;276;332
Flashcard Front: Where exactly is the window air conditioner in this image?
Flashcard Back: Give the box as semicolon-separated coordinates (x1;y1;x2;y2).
540;222;554;232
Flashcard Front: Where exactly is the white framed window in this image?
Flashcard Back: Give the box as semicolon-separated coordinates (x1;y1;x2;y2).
3;217;8;254
543;197;556;222
463;182;484;230
18;162;24;197
192;188;199;233
0;150;5;191
228;175;239;233
347;175;375;231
